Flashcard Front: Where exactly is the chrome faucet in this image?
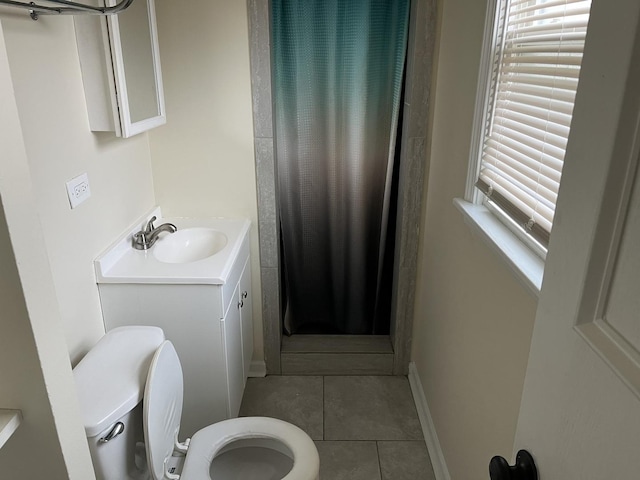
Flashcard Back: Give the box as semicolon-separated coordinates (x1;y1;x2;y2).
132;216;177;250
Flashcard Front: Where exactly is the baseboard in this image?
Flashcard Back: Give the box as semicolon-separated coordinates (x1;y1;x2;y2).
248;359;267;377
408;362;451;480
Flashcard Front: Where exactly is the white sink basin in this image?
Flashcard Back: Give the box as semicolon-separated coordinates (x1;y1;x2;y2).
153;228;228;264
95;212;250;284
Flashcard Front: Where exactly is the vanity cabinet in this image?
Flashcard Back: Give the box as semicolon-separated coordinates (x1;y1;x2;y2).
98;236;253;438
74;0;165;137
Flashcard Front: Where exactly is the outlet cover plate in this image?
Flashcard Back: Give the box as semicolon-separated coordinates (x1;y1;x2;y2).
66;173;91;209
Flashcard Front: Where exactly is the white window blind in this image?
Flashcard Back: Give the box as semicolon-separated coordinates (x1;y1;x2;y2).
476;0;591;247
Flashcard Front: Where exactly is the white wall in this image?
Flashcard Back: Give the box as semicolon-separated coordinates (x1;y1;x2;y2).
411;1;537;478
0;2;259;476
5;3;543;479
149;0;262;359
0;2;258;476
1;13;156;363
0;21;94;477
0;201;93;479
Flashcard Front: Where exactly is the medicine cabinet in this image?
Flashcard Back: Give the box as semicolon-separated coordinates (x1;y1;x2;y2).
74;0;165;138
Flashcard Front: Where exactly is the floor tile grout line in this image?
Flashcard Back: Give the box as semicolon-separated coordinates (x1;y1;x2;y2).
375;440;383;480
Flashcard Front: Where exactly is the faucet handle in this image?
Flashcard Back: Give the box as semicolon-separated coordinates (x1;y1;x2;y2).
144;216;157;233
132;231;148;250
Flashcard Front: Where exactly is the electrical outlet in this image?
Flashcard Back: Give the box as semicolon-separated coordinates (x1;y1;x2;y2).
66;173;91;209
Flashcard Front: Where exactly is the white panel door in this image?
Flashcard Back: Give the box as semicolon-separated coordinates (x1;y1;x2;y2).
512;1;640;478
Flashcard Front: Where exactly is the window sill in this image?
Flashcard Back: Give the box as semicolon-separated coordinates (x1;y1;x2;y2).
453;198;543;298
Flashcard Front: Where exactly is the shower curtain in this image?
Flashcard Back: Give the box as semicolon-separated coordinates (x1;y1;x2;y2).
273;0;410;335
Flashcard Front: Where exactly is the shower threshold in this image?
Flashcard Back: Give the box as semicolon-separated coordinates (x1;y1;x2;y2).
280;335;394;375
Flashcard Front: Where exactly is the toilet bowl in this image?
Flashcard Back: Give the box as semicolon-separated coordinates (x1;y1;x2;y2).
73;326;319;480
181;417;313;479
145;340;318;480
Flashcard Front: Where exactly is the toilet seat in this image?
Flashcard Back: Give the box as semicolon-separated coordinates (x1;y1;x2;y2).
181;417;319;479
144;341;319;480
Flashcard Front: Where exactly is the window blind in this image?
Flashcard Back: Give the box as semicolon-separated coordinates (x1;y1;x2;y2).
476;0;591;247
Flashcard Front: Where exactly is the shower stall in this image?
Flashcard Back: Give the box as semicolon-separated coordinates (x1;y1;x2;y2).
247;0;435;374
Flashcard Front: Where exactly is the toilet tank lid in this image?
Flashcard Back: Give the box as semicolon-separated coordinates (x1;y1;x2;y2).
73;326;166;438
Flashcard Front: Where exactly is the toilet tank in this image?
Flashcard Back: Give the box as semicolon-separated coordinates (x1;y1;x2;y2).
74;326;165;480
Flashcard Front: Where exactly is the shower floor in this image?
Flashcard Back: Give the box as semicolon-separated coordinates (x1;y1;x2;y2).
280;335;393;375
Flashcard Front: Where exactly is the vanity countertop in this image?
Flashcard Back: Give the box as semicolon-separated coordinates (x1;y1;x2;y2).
95;214;250;285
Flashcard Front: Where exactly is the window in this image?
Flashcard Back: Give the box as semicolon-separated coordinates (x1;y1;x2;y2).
469;0;592;254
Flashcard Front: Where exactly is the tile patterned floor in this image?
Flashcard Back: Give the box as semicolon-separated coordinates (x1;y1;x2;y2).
239;376;436;480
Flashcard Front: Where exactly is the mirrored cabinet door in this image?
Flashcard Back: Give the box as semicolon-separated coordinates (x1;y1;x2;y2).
107;0;165;137
75;0;165;138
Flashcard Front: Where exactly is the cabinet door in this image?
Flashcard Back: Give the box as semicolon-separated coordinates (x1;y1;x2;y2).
107;0;166;137
75;0;166;138
222;283;244;418
99;284;228;437
239;258;253;382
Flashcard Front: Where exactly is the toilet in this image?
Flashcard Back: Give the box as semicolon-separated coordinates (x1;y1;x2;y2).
73;326;319;480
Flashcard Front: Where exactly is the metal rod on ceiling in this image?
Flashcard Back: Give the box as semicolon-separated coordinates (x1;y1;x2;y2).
0;0;134;20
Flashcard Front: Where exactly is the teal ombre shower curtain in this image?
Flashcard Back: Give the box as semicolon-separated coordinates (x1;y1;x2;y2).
273;0;410;334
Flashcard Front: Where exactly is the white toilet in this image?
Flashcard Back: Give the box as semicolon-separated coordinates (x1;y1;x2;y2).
73;326;319;480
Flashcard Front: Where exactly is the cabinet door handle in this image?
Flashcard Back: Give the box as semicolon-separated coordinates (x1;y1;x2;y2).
242;291;248;299
238;300;244;309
